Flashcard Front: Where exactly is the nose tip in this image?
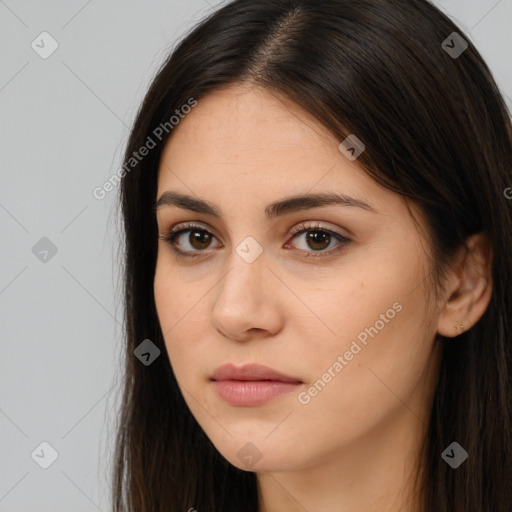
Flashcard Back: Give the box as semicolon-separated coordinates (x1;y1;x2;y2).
210;264;284;342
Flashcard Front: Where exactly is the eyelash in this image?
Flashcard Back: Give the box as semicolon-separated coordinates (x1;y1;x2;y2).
159;222;351;260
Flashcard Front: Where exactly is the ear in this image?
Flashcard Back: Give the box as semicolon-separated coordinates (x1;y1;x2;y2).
436;232;493;338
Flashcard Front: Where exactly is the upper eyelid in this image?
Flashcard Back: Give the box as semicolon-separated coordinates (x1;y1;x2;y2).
164;220;348;238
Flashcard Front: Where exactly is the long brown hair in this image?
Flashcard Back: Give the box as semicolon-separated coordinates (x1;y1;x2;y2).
113;1;512;510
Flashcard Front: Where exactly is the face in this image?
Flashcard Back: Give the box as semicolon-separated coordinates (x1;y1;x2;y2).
154;83;442;473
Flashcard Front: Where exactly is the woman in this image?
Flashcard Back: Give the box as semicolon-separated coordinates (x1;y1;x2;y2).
112;0;512;510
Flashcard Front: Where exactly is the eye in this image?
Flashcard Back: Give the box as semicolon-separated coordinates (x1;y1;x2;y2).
159;222;351;259
159;223;221;258
285;222;351;258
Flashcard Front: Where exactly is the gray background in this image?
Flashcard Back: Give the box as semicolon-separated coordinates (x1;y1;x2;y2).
1;0;511;510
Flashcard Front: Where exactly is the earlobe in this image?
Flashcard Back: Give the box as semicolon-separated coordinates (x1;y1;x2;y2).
436;232;493;338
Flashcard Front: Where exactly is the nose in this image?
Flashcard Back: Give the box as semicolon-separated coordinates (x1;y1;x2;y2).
210;253;284;342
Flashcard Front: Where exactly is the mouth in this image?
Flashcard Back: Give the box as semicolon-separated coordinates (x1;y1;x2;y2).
210;363;303;406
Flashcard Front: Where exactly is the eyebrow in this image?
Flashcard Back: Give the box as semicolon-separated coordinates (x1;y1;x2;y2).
154;191;377;218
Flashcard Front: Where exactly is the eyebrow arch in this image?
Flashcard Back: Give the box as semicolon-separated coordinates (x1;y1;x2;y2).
154;191;377;219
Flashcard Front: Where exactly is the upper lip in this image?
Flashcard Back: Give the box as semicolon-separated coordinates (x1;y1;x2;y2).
211;363;302;383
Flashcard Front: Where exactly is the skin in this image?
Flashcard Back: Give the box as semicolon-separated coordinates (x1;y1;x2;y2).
153;83;493;512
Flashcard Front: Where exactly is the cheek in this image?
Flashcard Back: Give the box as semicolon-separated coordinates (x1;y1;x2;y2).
296;256;431;398
154;262;198;376
299;267;401;355
154;257;196;331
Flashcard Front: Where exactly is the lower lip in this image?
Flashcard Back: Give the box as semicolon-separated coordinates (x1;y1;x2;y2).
211;380;302;406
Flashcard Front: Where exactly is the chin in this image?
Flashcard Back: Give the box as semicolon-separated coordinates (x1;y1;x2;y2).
210;437;307;473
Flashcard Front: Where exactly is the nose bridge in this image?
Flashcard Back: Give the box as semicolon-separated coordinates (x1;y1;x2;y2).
218;239;267;303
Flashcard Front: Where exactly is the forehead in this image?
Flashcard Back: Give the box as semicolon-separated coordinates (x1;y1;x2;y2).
155;84;418;227
161;84;336;165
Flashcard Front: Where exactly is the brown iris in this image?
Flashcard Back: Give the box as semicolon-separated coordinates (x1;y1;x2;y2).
183;228;332;252
188;229;213;250
305;231;331;251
